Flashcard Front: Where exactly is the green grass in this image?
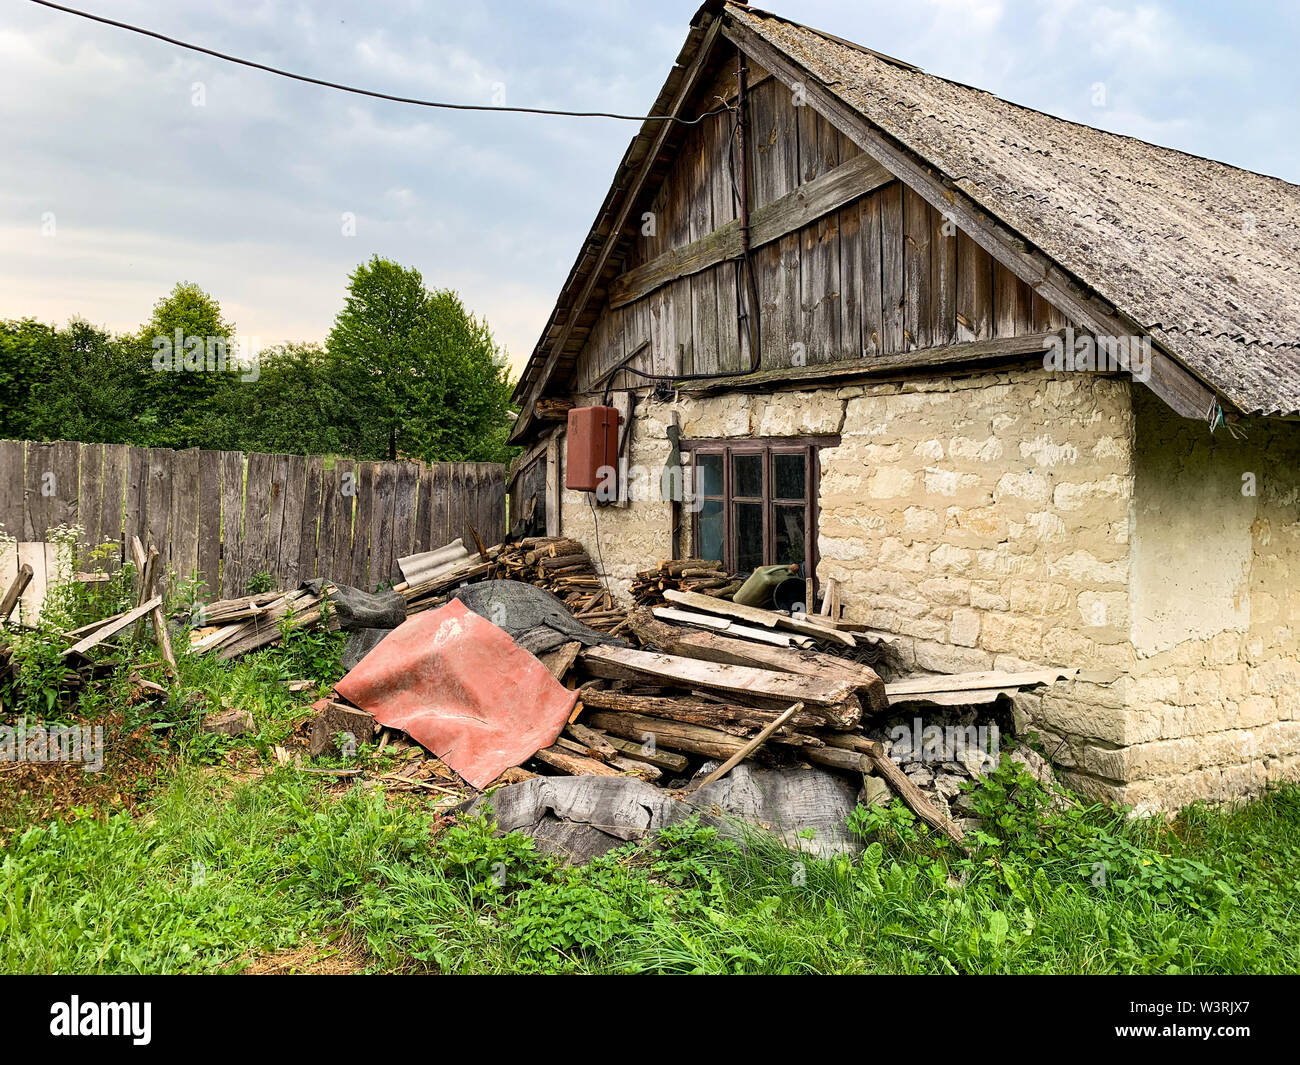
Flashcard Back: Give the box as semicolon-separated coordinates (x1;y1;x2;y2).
4;760;1300;974
5;561;1299;974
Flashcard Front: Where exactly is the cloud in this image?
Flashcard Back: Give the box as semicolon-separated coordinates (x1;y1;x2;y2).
1;0;1295;388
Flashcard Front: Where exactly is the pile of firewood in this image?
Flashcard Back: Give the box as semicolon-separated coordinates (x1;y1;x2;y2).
630;558;740;607
493;537;625;634
527;605;972;846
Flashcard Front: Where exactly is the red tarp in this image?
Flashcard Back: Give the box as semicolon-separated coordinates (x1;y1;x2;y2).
334;599;578;788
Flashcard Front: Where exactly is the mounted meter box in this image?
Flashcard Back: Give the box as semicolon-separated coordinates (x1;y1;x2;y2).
565;405;621;492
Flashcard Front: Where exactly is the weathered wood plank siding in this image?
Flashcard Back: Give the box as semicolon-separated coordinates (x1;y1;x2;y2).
0;440;506;596
568;59;1069;393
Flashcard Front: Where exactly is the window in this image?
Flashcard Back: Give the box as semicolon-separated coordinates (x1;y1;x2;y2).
682;437;836;577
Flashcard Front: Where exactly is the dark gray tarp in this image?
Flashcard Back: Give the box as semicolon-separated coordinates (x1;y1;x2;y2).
454;580;626;656
304;579;406;631
460;765;864;864
341;628;392;672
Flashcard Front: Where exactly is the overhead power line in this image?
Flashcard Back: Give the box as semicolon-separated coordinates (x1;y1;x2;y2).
26;0;730;124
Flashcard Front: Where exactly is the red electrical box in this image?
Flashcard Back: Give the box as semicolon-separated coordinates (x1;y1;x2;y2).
565;405;620;492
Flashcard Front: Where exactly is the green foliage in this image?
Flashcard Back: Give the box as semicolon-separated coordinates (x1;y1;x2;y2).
0;262;516;462
325;257;516;463
267;603;345;685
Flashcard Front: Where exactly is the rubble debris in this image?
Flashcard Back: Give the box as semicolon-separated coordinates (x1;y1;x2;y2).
334;599;577;789
307;700;377;757
202;706;256;738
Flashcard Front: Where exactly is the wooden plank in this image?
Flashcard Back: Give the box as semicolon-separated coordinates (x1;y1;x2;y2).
23;441;54;541
413;463;434;556
630;608;883;715
486;466;507;547
609;152;891;309
857;189;889;356
579;644;858;708
64;595;163;657
218;451;245;597
956;229;992;342
427;462;449;549
390;462;418;572
16;541;46;622
994;260;1021;338
196;451;222;598
123;447;148;571
370;461;397;590
931;200;957;346
241;452;273;590
298;454;324;583
145;448;174;571
170;448;201;582
265;453;291;585
903;186;931;351
349;461;377;590
679;330;1061;394
0;439;24;543
837;197;864;358
544;441;560;538
328;458;357;584
662;588;855;646
97;443;129;566
0;561;32;621
879;182;905;353
77;442;104;558
278;453;307;587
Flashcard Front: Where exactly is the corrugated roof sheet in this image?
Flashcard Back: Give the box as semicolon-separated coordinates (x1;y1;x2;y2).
729;4;1300;414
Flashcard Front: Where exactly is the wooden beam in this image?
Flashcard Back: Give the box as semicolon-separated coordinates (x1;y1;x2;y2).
579;644;859;711
609;151;893;308
685;700;804;792
0;564;33;621
676;331;1063;393
662;588;855;646
511;17;725;442
721;17;1220;421
63;596;162;657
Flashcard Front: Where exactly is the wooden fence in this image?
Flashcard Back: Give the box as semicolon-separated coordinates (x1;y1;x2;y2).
0;439;506;597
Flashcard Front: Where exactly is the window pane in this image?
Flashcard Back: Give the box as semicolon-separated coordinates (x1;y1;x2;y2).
734;501;764;572
773;451;806;500
774;504;806;567
698;500;724;564
732;452;763;498
696;452;724;497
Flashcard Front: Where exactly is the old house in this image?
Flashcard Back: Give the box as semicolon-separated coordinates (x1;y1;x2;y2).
508;1;1300;810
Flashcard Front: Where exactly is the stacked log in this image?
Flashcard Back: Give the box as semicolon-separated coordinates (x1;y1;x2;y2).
630;558;740;606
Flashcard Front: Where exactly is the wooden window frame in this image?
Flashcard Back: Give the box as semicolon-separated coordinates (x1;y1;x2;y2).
680;435;838;580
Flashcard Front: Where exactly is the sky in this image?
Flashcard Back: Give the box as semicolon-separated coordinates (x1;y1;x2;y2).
2;0;1297;379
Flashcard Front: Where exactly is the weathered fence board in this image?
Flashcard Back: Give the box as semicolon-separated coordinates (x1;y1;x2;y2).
0;439;506;596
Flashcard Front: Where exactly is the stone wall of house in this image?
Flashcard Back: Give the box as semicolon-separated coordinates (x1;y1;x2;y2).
1072;388;1300;811
555;370;1300;811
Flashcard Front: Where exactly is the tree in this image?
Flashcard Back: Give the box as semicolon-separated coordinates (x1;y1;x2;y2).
0;318;141;444
325;256;516;463
132;281;245;449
